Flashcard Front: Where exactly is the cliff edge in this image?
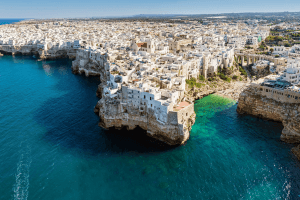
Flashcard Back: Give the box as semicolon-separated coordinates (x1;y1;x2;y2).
237;85;300;160
94;96;195;146
72;50;196;145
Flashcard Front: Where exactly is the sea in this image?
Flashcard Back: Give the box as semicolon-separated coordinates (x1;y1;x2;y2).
0;19;25;25
1;20;300;200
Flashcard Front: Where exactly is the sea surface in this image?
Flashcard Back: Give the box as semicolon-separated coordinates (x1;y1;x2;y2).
0;19;24;25
1;55;300;200
0;15;300;199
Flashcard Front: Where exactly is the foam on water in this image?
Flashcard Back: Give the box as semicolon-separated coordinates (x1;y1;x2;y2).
13;142;32;200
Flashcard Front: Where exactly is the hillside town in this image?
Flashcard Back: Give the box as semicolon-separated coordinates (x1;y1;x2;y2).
1;18;300;146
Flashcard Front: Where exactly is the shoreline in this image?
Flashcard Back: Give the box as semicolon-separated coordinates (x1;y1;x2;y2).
237;85;300;161
213;93;237;102
0;50;247;146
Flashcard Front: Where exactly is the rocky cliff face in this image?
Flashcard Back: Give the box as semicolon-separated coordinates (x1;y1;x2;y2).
0;46;77;60
237;85;300;160
94;97;195;145
71;59;102;76
72;56;195;145
0;46;38;56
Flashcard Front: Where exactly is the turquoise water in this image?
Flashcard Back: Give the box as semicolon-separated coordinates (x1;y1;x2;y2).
0;55;300;200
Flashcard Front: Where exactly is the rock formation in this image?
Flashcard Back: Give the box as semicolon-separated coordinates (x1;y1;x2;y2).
71;59;101;76
94;97;195;145
0;45;77;60
70;48;196;145
237;85;300;160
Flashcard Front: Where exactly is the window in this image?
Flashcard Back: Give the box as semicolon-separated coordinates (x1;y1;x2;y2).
151;104;152;107
144;95;146;99
150;97;152;100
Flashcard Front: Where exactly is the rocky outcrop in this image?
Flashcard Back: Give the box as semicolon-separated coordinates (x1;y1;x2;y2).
72;54;194;146
0;45;77;60
185;80;250;102
71;58;102;76
94;97;195;145
237;85;300;160
292;145;300;161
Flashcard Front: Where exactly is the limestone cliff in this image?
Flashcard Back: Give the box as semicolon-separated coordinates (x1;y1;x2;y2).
292;145;300;161
71;51;196;145
94;97;195;145
0;45;77;60
71;58;102;76
237;85;300;160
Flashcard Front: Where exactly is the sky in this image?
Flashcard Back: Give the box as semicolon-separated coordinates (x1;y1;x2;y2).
0;0;300;19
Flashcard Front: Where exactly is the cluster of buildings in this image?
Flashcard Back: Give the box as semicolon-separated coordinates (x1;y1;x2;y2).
0;19;289;144
60;21;271;124
250;56;300;104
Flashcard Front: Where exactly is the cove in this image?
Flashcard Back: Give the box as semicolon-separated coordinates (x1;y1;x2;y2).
0;55;299;200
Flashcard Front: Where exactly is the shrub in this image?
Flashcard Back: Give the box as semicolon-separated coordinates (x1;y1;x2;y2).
111;71;119;75
199;75;205;81
266;36;284;42
239;66;247;76
226;77;231;83
239;77;243;81
218;72;231;82
186;78;197;88
218;72;227;80
233;75;238;79
196;83;204;88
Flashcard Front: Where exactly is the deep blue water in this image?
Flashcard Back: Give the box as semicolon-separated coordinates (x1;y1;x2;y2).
0;19;24;25
0;55;300;200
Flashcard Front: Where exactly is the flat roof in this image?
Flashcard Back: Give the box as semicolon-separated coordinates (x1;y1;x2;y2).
174;101;190;111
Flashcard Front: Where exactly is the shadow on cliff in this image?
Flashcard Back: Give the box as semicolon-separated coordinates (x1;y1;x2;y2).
33;59;175;157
